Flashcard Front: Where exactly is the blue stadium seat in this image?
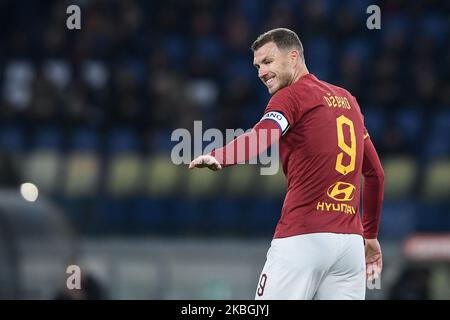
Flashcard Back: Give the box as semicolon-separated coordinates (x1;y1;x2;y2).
415;202;450;233
0;126;25;152
240;0;264;30
378;201;416;239
108;128;140;153
241;106;261;126
394;108;423;149
121;59;146;86
247;199;282;235
363;106;385;144
96;197;171;234
70;128;100;151
343;38;371;65
150;130;177;152
54;197;80;226
95;198;131;233
420;14;448;44
342;0;373;15
130;198;171;233
425;111;450;159
305;38;332;80
382;13;409;34
255;79;271;105
207;199;243;234
32;127;62;150
321;0;341;15
171;199;208;234
225;59;255;84
196;37;223;63
163;34;188;67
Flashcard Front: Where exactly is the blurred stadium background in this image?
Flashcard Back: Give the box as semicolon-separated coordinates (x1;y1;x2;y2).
0;0;449;299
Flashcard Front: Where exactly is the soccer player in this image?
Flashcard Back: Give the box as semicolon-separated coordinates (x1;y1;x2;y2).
189;28;384;300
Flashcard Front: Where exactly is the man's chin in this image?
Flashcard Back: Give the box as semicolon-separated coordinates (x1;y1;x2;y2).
268;86;279;95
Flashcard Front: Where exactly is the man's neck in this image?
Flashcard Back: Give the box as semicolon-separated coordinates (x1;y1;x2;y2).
292;66;309;84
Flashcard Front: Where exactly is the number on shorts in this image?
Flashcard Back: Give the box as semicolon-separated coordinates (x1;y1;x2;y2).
257;273;267;297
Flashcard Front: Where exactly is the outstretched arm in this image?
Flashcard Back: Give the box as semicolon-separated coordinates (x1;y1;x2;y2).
189;119;281;170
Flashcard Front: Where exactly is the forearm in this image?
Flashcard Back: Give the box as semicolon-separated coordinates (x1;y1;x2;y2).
362;138;385;239
211;120;281;167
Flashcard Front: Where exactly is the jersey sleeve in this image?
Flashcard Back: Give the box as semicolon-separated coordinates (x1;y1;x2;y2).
261;87;300;135
210;119;281;167
362;135;385;239
363;126;370;140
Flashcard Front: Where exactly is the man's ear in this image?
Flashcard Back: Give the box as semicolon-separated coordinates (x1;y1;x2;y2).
289;50;300;64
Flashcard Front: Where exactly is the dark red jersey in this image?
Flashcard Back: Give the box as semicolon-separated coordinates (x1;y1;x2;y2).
263;74;371;238
211;73;384;239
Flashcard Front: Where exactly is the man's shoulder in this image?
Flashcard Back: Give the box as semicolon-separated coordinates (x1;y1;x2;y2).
312;76;354;98
286;74;329;105
269;84;297;104
290;73;334;99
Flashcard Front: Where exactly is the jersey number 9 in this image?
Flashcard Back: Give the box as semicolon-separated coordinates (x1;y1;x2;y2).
335;115;356;175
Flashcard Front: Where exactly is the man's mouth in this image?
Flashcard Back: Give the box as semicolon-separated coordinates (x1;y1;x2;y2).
266;77;275;86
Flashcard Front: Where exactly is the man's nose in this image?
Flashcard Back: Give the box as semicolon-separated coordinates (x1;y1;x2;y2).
258;68;268;79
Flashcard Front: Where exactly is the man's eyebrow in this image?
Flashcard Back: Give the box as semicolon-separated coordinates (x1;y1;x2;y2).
253;56;268;68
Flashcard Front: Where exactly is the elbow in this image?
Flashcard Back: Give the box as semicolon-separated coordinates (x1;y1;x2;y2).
371;167;385;187
363;166;385;184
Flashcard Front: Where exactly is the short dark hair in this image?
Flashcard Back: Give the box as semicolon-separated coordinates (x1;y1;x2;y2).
251;28;304;59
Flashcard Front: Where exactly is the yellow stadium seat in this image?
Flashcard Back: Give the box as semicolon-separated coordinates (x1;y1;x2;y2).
146;154;183;197
257;165;287;198
106;153;143;196
423;159;450;200
185;165;223;198
383;156;417;199
64;152;100;197
223;164;257;197
22;150;61;194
